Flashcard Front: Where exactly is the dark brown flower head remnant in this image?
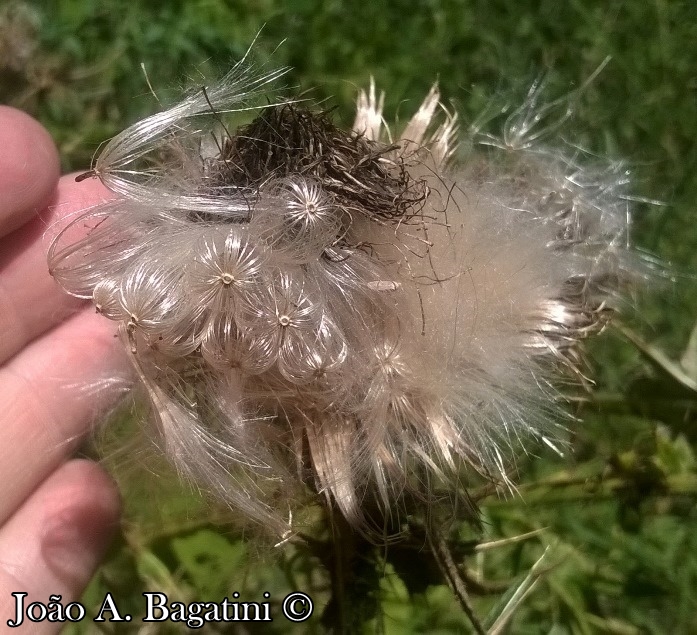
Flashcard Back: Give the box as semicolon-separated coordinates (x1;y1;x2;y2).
208;103;427;219
48;59;642;539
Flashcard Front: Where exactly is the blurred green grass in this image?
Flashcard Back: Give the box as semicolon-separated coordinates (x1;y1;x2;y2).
3;0;697;632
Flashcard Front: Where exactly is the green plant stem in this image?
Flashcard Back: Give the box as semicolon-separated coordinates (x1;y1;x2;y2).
480;473;697;507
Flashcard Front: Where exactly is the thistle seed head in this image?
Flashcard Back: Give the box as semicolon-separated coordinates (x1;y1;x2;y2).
48;57;644;538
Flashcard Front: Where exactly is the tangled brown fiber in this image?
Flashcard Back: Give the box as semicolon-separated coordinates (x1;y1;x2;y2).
205;103;428;223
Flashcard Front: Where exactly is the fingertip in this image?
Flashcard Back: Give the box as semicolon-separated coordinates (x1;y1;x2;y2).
0;106;60;236
0;459;121;614
40;460;122;591
0;308;130;522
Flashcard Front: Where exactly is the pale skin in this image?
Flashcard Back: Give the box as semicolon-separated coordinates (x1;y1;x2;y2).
0;106;127;631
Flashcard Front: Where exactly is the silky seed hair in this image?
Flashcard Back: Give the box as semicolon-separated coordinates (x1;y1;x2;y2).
48;57;644;537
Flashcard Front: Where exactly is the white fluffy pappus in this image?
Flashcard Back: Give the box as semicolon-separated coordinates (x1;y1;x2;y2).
48;56;645;538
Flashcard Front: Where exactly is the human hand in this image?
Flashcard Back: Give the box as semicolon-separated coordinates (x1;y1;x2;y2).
0;106;127;631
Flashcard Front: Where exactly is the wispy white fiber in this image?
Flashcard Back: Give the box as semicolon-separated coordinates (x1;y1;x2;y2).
90;54;291;217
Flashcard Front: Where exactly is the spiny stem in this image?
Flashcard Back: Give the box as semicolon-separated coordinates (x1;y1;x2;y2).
426;524;486;635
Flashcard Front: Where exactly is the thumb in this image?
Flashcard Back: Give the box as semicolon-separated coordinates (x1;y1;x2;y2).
0;460;120;632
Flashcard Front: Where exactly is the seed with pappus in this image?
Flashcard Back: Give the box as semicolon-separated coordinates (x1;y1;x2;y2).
48;55;646;538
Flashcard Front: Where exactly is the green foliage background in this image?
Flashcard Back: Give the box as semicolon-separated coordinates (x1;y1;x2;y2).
2;0;696;632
